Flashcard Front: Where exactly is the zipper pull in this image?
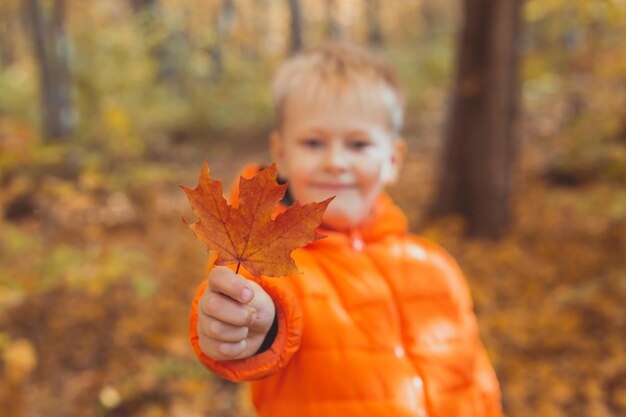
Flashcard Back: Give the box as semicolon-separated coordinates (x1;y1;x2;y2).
349;229;365;251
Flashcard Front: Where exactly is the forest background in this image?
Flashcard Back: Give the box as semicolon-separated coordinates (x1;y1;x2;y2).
0;0;625;416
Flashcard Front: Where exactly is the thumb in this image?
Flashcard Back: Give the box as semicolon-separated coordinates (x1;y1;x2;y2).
208;266;255;304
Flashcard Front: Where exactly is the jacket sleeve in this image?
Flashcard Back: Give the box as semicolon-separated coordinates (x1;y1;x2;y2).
189;266;303;382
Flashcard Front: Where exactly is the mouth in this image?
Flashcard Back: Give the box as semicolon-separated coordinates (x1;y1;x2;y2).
310;182;355;191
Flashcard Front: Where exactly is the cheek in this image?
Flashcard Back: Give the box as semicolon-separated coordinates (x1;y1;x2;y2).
357;159;386;192
283;165;320;204
282;152;313;182
284;147;318;171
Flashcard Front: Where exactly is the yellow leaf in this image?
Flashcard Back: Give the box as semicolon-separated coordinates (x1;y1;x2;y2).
2;338;37;383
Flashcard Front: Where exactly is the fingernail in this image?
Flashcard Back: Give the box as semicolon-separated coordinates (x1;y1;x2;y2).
241;288;252;302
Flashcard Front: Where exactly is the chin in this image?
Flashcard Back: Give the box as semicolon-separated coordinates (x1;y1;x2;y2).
322;211;368;231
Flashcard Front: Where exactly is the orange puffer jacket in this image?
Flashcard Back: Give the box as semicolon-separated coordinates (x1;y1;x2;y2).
189;167;503;417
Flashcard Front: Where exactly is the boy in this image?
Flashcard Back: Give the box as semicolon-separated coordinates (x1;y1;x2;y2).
189;43;503;417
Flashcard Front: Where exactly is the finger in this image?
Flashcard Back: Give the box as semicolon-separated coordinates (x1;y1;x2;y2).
198;337;247;361
208;266;254;304
200;292;257;327
200;317;249;342
217;340;247;358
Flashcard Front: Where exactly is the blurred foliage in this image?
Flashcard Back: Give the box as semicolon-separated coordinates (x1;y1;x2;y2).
0;0;625;416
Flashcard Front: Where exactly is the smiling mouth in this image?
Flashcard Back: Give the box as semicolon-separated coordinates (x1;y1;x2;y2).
310;183;355;191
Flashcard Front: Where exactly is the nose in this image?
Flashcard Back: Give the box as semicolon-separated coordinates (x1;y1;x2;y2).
324;141;349;174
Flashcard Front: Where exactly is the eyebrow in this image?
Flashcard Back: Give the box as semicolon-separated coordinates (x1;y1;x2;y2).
295;129;330;140
345;129;371;137
300;128;371;138
304;128;328;136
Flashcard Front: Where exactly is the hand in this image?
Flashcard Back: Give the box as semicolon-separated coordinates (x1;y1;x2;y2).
197;266;276;361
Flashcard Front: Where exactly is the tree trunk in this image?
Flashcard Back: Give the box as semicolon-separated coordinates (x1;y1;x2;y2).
420;0;454;43
129;0;159;34
325;0;343;41
129;0;158;14
0;7;17;69
129;0;187;84
287;0;303;53
365;0;383;47
210;0;235;81
250;0;270;59
26;0;75;141
431;0;523;239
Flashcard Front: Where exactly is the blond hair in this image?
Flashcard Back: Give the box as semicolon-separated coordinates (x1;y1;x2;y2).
271;43;405;135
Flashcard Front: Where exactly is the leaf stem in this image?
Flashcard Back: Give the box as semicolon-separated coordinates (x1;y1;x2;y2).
236;262;241;275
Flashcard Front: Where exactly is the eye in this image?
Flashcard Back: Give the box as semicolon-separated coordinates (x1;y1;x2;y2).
347;139;371;151
300;138;324;149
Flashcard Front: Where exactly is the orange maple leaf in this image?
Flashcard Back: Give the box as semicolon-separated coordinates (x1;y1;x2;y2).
181;162;333;277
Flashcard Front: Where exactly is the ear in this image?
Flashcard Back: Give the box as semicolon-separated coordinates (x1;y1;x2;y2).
386;137;407;185
269;130;286;176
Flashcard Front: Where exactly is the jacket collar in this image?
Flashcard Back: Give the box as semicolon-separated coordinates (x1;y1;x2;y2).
312;193;408;250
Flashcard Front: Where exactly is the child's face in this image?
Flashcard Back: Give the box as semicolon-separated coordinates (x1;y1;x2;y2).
271;92;405;231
